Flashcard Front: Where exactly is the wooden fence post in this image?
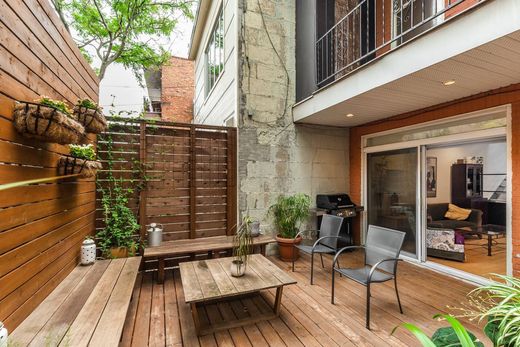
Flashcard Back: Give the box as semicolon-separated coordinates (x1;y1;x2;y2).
227;128;238;235
139;121;147;247
190;126;197;239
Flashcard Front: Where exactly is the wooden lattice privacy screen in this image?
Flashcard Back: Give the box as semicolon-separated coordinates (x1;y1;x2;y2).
96;118;237;243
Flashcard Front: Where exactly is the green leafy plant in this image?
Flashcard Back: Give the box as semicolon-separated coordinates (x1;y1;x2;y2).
393;314;484;347
460;274;520;347
233;216;254;265
96;178;139;257
69;144;96;160
268;193;311;238
37;96;72;115
77;98;98;109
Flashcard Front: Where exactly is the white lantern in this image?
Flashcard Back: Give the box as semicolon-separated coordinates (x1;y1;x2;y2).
0;322;7;347
81;238;96;265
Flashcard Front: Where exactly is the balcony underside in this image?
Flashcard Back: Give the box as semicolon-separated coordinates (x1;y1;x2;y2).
293;0;520;127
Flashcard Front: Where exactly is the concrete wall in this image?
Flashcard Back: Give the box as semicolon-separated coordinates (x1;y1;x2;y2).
161;56;194;123
237;0;350;229
426;141;506;204
193;0;237;126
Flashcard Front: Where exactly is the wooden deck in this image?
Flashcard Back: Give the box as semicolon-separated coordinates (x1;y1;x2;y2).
121;251;490;347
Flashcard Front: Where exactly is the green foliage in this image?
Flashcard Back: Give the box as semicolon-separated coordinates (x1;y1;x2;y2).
52;0;193;81
393;314;483;347
69;144;96;160
268;194;311;238
96;178;139;256
38;96;72;115
233;216;254;265
77;98;98;109
465;275;520;346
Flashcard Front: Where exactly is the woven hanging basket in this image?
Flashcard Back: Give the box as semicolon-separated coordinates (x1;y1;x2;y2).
13;102;85;145
73;105;108;134
58;156;102;178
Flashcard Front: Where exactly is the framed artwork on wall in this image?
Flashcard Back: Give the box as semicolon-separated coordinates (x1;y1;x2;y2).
427;157;437;198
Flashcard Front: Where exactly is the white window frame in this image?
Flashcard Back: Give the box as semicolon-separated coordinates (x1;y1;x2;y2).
205;5;225;98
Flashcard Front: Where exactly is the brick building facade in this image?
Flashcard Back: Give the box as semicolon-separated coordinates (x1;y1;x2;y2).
160;56;194;123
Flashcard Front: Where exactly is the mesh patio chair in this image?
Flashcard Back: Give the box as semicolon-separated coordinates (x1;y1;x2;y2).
331;225;406;330
292;214;347;285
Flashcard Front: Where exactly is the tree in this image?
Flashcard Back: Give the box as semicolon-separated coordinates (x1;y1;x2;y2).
52;0;193;81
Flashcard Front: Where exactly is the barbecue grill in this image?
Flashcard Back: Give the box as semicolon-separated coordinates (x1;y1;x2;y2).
316;194;364;247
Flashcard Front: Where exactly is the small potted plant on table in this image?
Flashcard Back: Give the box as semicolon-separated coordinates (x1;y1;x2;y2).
231;216;254;277
13;96;85;144
58;144;102;178
269;193;311;262
97;179;140;258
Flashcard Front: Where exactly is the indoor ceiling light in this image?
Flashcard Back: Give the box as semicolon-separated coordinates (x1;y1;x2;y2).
346;113;355;118
443;80;456;86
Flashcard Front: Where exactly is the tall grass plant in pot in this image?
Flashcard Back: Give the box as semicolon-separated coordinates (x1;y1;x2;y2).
231;216;253;277
268;193;311;261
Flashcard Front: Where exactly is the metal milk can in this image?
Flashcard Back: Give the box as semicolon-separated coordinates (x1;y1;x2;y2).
147;223;163;247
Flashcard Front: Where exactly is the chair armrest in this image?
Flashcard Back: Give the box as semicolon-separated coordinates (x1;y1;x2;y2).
368;258;402;283
312;236;350;250
332;246;366;267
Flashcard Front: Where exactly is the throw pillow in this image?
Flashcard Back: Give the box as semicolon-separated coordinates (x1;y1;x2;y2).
444;203;471;221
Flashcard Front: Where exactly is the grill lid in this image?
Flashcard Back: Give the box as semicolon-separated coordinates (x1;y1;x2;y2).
316;194;355;210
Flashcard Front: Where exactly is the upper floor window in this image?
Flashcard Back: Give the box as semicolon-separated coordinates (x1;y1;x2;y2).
205;7;224;96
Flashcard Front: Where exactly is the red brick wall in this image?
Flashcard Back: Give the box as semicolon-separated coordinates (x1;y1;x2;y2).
161;56;194;123
349;84;520;276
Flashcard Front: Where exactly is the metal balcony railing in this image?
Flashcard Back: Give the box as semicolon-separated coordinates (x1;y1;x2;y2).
316;0;482;87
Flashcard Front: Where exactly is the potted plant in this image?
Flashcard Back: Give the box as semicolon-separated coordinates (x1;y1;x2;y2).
96;178;139;258
231;216;254;277
268;193;311;261
58;144;102;178
13;96;85;144
73;98;108;134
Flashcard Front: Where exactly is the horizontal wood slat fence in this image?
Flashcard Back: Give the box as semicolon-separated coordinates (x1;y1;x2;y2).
0;0;99;331
96;118;237;249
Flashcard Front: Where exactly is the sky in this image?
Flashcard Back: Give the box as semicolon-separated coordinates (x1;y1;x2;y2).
99;11;194;115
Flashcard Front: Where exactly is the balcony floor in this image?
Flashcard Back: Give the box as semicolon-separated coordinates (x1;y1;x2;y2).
121;252;489;346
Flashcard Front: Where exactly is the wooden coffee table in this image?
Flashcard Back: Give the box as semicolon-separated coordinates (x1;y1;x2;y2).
179;254;296;335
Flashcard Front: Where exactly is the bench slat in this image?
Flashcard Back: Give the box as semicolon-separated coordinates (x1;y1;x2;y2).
88;257;141;347
59;259;126;347
10;261;107;346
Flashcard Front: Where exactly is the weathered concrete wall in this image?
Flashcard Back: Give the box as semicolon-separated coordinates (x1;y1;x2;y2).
237;0;350;230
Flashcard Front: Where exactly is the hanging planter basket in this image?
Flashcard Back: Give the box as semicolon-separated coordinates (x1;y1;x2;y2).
13;101;85;144
58;156;102;178
73;105;108;134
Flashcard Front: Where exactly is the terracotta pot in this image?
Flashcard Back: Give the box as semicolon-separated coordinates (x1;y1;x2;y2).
276;235;302;262
109;247;128;259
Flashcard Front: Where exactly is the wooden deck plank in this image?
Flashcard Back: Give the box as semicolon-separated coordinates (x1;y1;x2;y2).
90;257;141;347
122;254;492;346
149;277;166;347
164;271;183;347
62;259;126;346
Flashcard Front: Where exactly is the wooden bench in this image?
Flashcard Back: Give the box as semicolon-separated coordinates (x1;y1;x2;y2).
10;257;141;347
144;235;276;284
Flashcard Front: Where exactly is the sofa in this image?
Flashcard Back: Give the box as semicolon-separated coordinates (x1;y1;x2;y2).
426;228;465;262
427;203;482;230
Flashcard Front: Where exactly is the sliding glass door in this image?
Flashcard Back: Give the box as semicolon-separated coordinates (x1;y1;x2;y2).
366;148;418;257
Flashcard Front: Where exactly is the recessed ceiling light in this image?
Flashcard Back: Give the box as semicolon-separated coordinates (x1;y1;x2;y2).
443;80;456;86
346;113;355;118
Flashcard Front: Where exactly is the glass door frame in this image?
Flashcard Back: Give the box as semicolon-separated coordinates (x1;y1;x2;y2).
360;106;511;283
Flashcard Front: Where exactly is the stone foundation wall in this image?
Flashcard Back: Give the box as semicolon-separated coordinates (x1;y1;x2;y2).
237;0;350;232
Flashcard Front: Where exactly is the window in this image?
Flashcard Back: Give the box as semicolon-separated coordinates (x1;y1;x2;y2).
205;8;224;96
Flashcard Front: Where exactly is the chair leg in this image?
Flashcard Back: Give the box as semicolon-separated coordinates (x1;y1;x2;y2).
337;257;342;277
292;247;295;272
320;253;324;268
366;283;371;330
310;252;315;285
394;276;403;314
331;268;335;304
